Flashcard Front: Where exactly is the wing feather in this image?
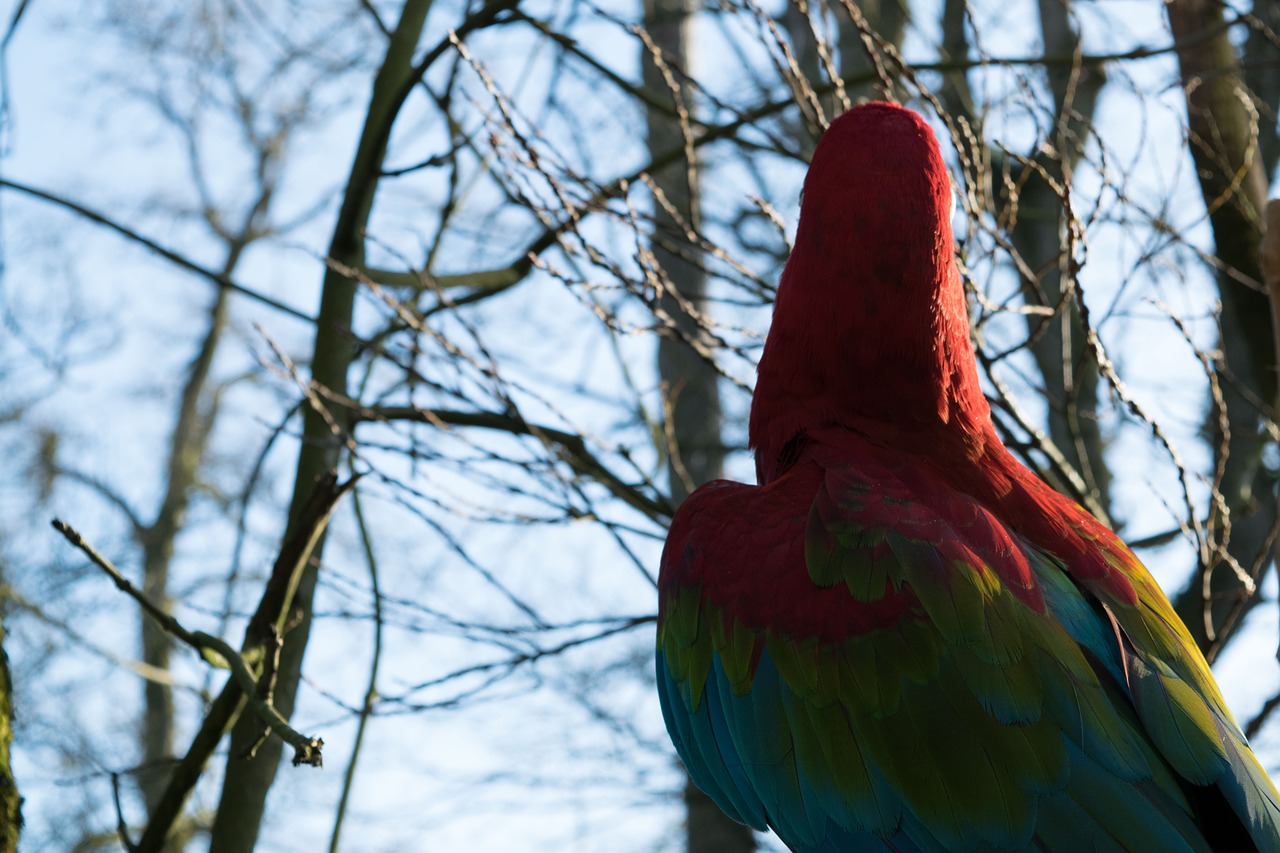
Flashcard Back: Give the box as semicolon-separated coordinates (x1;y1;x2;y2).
657;453;1280;851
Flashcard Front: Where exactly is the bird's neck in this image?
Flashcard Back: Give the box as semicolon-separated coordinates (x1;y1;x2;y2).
748;234;991;484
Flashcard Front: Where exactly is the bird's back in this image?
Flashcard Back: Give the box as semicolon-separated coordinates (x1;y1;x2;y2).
657;427;1280;852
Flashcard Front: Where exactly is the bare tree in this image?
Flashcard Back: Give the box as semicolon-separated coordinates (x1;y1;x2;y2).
4;1;1280;851
1165;0;1277;660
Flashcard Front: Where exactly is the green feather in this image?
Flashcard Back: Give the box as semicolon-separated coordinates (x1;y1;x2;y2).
888;531;997;650
718;617;758;695
1125;653;1228;785
951;643;1042;724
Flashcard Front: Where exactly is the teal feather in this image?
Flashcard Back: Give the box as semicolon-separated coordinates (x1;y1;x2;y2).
657;100;1280;851
657;445;1280;851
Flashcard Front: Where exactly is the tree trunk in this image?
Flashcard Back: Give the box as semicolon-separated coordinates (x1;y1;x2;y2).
1245;0;1280;180
1166;0;1275;658
1018;0;1111;520
207;3;434;850
644;0;755;850
0;611;20;853
137;284;228;825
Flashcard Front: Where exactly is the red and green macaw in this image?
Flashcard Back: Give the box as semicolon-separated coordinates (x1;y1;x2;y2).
656;102;1280;851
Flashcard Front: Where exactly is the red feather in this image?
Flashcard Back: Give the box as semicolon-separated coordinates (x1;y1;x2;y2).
657;101;1280;851
746;101;1138;605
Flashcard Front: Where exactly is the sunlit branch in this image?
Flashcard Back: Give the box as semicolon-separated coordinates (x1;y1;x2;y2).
50;520;324;768
132;472;356;852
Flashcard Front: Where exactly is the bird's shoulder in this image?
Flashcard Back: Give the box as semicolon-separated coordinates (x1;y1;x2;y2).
658;433;1042;641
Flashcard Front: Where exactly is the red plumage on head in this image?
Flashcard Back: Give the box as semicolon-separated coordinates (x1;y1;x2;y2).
749;102;990;485
747;101;1140;600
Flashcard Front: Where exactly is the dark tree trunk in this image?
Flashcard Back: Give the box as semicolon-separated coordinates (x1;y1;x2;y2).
643;0;755;849
1166;0;1275;658
0;612;20;853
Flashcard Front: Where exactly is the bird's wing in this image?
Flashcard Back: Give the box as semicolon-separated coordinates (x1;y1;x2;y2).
1065;499;1280;849
657;454;1278;852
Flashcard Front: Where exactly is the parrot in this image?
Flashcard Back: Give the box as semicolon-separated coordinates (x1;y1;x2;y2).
655;101;1280;852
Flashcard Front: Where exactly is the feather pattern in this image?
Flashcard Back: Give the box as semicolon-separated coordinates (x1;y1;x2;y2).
656;102;1280;851
658;433;1280;850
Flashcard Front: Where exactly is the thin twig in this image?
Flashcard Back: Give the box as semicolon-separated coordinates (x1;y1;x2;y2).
1246;689;1280;739
0;178;317;325
361;405;674;521
328;489;384;853
50;520;325;768
110;772;138;852
126;471;355;853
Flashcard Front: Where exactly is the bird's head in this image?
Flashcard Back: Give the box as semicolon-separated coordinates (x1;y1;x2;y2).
748;102;991;483
799;101;956;254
